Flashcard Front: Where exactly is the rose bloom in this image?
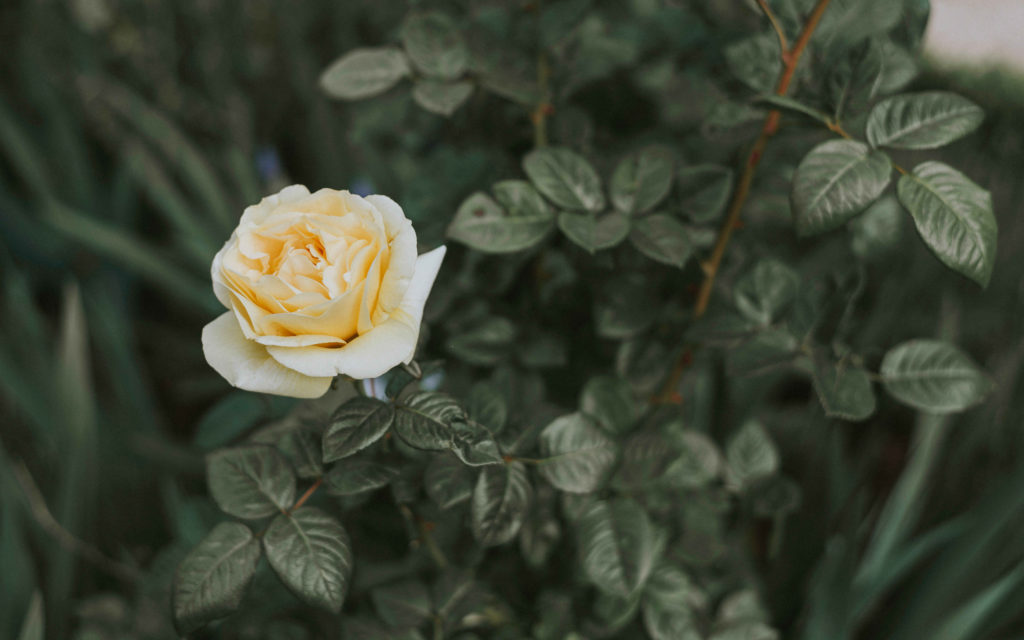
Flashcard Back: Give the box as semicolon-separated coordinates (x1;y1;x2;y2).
202;185;445;398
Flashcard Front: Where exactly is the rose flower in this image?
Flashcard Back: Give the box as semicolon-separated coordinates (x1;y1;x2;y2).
202;185;445;398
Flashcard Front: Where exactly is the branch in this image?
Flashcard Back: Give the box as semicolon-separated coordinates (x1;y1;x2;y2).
654;0;833;403
287;476;323;514
12;461;141;584
693;0;832;319
756;0;789;55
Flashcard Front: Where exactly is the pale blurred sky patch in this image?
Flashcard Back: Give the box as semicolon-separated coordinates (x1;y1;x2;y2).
924;0;1024;70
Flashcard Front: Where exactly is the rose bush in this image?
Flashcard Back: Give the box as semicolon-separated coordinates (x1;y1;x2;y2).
202;185;445;398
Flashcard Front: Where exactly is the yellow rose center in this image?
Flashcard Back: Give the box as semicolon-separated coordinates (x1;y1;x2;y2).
215;189;411;345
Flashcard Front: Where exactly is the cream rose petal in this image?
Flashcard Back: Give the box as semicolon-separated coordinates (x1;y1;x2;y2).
240;184;311;226
265;245;446;379
202;312;333;398
366;194;417;317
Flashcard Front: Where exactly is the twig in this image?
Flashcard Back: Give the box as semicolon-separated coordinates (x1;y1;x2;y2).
654;0;833;403
398;504;448;569
12;461;142;584
693;0;832;318
827;120;907;175
287;477;323;514
756;0;789;55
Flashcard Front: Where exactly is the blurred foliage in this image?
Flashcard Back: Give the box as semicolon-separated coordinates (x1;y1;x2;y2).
1;0;1023;639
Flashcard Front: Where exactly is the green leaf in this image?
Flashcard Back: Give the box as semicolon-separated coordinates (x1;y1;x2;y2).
173;522;261;633
642;565;704;640
493;179;553;218
325;460;399;496
206;445;296;520
662;430;722;489
371;579;433;629
558;211;630;253
828;39;884;120
586;592;642;635
274;426;324;480
394;392;467;451
726;420;779;488
400;11;468;79
880;340;992;413
866;92;984;150
263;507;353;613
320;48;410;100
896;162;997;287
727;328;799;376
466;382;508;433
850;195;903;259
577;498;663;598
447;190;553;254
425;454;474;509
471;461;532;546
445;316;516;366
754;95;832;125
323;397;395;463
412;80;474;116
877;40;918;94
792;139;892;236
810;351;876;421
677;164;734;223
539;413;618;493
449;421;504;467
523;147;606;212
724;33;782;94
628;214;693;268
610;146;675;215
733;259;799;325
580;376;637;435
16;592;43;640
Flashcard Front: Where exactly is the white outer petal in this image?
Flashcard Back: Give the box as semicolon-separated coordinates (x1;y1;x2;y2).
364;194;407;235
265;245;446;379
202;312;333;398
210;237;235;308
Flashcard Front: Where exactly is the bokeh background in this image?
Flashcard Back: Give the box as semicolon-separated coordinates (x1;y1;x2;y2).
1;0;1023;638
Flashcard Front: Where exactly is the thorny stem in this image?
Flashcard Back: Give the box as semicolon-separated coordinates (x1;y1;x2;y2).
655;0;834;403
